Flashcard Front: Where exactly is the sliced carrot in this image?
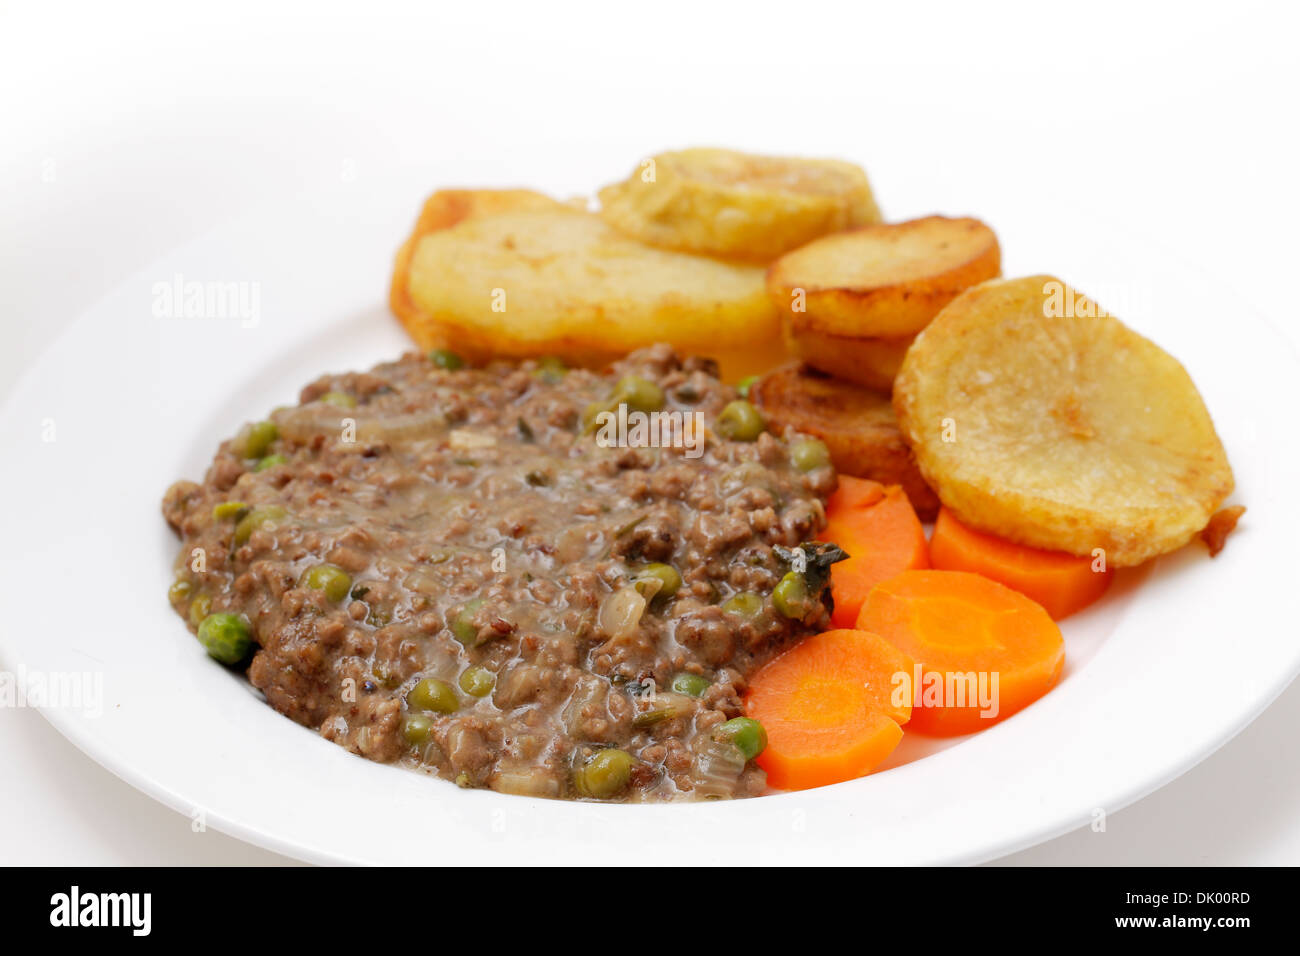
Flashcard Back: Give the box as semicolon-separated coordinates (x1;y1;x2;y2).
819;476;930;628
929;508;1113;620
855;569;1064;736
829;474;887;511
747;629;914;791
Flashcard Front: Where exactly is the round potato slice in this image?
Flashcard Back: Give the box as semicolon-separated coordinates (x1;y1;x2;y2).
391;189;573;345
893;275;1234;566
598;148;881;263
752;364;939;520
768;215;1001;338
781;322;914;392
400;207;784;380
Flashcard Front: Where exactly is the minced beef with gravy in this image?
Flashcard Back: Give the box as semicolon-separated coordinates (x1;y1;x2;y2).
162;345;837;800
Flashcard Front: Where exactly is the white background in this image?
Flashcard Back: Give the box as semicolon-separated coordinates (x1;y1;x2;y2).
1;0;1297;865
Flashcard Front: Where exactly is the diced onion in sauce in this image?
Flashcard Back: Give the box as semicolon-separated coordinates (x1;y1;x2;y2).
632;691;694;728
493;769;561;798
690;735;746;800
402;567;442;595
599;586;647;640
354;412;448;442
448;428;497;452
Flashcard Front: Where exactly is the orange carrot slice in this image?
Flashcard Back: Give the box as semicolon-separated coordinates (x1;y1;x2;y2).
929;508;1113;620
855;569;1064;736
819;476;930;628
746;629;913;791
829;474;887;511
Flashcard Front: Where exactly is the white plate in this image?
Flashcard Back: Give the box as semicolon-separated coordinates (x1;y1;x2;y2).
2;187;1297;866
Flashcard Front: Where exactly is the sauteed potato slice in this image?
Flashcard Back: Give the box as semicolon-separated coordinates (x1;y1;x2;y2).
598;148;881;263
751;364;939;520
391;189;572;345
398;206;782;376
768;215;1001;339
893;275;1234;566
780;324;915;392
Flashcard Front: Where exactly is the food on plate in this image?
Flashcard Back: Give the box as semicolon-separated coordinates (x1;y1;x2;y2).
768;216;1001;354
929;507;1113;620
750;363;940;518
780;326;915;392
1200;505;1246;557
856;570;1065;735
745;629;913;790
393;201;785;380
162;345;847;801
598;147;882;262
893;275;1235;567
818;476;930;628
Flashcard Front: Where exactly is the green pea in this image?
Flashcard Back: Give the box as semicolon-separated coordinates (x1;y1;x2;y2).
716;400;765;441
299;563;352;602
212;500;249;522
772;572;808;619
611;375;665;414
534;356;567;383
233;505;288;545
582;400;612;432
715;717;767;761
319;391;357;409
407;678;459;714
234;420;279;459
574;748;637;799
458;666;496;697
790;437;831;472
188;593;212;627
670;673;711;698
196;612;252;665
168;578;193;605
402;714;433;746
451;598;484;645
721;591;763;617
736;375;759;398
429;348;464;370
634;563;682;601
254;454;287;472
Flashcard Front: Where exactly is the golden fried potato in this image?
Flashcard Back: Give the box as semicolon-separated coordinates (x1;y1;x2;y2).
397;205;784;378
768;215;1001;339
781;323;914;392
893;275;1234;566
752;364;939;520
597;148;881;263
391;189;573;343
